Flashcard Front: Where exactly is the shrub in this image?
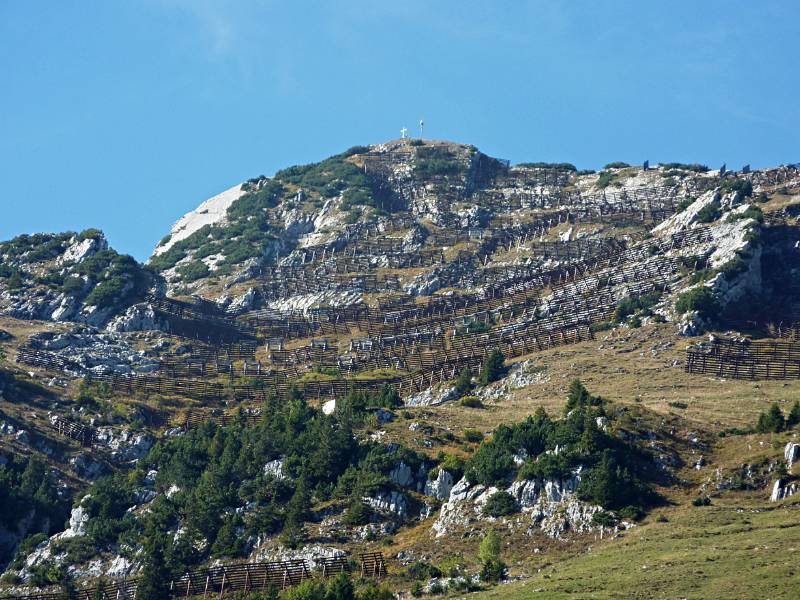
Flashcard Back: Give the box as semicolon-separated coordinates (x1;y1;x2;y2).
342;497;371;526
692;496;711;507
611;292;661;324
756;403;785;433
720;178;754;198
696;200;722;223
460;396;484;409
463;429;484;443
668;401;688;410
591;511;617;527
674;287;720;320
176;261;210;283
516;162;577;172
482;491;519;517
479;350;506;385
661;163;709;173
77;228;103;241
455;367;473;395
726;206;763;224
603;161;630;169
787;401;800;428
478;529;505;582
595;171;617;189
406;561;442;581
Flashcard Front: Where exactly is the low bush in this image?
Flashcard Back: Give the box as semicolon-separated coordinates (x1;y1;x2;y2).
675;287;720;320
463;429;484;443
696;199;722;223
460;396;484;409
482;491;519;517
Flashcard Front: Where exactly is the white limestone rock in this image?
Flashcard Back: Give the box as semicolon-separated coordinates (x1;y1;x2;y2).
153;183;247;256
432;469;602;540
106;303;164;333
424;469;455;501
365;490;409;519
784;442;800;468
404;385;458;407
678;310;706;337
770;478;799;502
59;235;108;265
263;458;288;481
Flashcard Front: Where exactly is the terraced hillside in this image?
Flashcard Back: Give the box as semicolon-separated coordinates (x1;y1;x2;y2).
1;140;799;599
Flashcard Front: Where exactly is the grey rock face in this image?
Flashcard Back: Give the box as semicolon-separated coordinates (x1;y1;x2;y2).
263;458;289;481
678;310;706;337
784;442;800;468
70;453;107;480
424;469;454;501
365;490;409;519
95;428;154;462
771;478;799;502
106;303;164;333
432;469;603;539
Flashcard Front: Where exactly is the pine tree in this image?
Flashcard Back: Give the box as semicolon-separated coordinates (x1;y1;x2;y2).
478;529;505;582
479;350;506;385
135;537;172;600
787;401;800;428
325;572;355;600
565;379;591;412
579;412;604;455
455;367;473;395
757;403;785;433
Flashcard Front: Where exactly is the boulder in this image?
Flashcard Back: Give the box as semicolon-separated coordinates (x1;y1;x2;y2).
390;462;415;488
405;385;458;407
433;468;601;539
770;478;799;502
424;469;454;501
785;442;800;468
106;303;164;333
59;235;108;265
678;310;706;337
70;453;107;480
365;490;409;520
264;458;288;481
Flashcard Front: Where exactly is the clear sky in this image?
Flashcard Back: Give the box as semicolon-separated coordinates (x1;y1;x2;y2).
1;1;798;261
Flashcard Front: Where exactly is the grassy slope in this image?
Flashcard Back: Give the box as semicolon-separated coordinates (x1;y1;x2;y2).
476;494;800;600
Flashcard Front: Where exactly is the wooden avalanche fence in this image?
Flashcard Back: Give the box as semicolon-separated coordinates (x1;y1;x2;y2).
686;337;800;380
0;553;387;599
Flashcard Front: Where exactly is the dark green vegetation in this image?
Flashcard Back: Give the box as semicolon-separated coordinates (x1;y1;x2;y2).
0;230;153;310
515;162;577;172
0;456;71;570
67;388;421;578
674;287;720;320
465;382;656;514
414;146;468;178
756;401;800;433
660;163;710;173
611;291;662;327
150;149;401;281
696;199;722;223
479;350;506;385
720;178;754;198
148;180;283;276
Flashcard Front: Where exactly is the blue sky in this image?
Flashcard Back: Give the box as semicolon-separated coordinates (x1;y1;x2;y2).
1;1;798;260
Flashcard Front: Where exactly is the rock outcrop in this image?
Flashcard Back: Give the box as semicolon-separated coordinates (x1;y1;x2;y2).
432;469;602;539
